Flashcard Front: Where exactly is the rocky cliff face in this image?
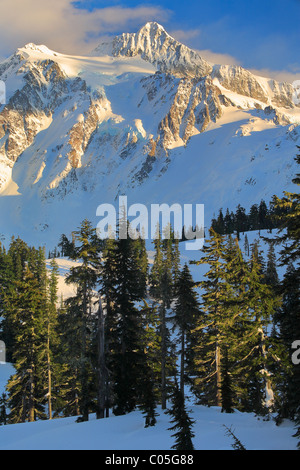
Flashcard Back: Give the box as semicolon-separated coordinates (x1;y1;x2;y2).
212;64;295;109
0;22;299;207
94;22;213;78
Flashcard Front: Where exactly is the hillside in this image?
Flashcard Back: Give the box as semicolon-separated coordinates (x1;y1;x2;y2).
0;22;299;249
0;362;297;450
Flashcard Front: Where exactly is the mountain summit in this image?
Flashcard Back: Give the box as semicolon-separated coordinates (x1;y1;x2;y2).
0;22;299;245
93;22;213;77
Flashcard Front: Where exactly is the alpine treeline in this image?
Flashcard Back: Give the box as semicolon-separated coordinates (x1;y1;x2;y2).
211;198;290;237
0;149;299;449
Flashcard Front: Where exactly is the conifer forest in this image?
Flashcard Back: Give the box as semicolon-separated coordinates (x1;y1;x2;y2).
0;150;299;451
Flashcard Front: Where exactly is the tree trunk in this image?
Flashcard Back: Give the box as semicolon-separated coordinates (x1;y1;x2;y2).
96;296;107;419
180;331;185;400
80;284;89;422
28;364;35;422
47;320;52;420
216;339;222;407
160;303;167;410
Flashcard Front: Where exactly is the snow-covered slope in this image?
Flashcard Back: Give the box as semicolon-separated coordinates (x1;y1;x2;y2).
0;22;299;248
0;403;297;450
0;361;297;450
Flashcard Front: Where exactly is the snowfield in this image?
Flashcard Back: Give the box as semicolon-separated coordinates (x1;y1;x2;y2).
0;362;297;450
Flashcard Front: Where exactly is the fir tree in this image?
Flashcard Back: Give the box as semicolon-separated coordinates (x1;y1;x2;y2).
167;381;195;451
64;219;99;421
243;233;250;257
241;250;278;416
173;264;199;398
4;265;48;422
100;221;148;416
220;346;234;413
44;258;60;419
138;301;160;427
191;228;228;407
235;204;248;234
272;148;300;441
265;242;279;288
223;425;246;450
55;299;82;418
248;204;259;230
258;199;269;230
214;208;225;235
139;360;159;428
149;225;178;410
0;244;14;361
192;230;277;414
112;235;147;415
224;208;235;234
0;393;8;426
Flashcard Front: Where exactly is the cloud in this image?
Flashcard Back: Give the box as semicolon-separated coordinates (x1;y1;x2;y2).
249;68;300;85
196;49;241;67
168;28;201;44
0;0;171;56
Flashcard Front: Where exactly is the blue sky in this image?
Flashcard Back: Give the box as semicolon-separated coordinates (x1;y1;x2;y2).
0;0;299;82
73;0;300;73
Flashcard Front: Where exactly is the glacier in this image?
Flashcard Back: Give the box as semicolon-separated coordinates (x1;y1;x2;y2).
0;22;299;249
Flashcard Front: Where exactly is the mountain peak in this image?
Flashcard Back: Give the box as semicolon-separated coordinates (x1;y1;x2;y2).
21;43;55;55
138;21;167;34
141;21;165;29
93;22;212;78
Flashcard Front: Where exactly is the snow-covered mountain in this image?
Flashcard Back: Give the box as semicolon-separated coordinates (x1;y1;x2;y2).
0;22;299;247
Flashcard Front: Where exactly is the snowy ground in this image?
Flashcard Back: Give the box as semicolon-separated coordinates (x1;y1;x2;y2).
0;229;297;450
0;362;297;450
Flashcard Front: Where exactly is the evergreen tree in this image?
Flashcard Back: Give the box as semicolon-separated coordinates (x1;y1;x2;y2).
7;236;30;281
100;221;148;416
249;204;259;230
265;242;279;288
243;234;250;257
191;228;228;407
149;224;178;409
138;301;160;427
224;208;235;234
44;259;60;419
64;219;99;421
250;239;265;275
0;393;8;426
223;425;246;450
0;244;14;361
235;205;248;234
55;298;82;418
173;264;199;398
240;250;278;416
58;233;76;258
149;224;163;300
111;234;147;415
258;199;269;230
191;230;277;414
4;265;48;422
272;149;300;441
215;209;225;235
167;381;195;451
220;346;234;413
